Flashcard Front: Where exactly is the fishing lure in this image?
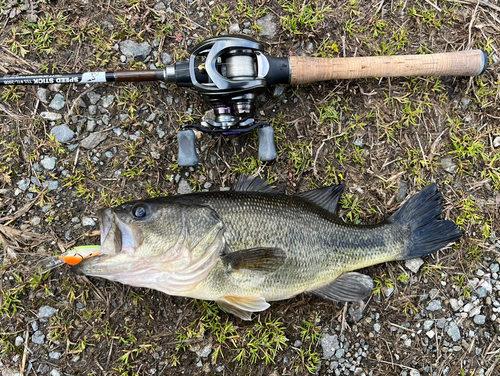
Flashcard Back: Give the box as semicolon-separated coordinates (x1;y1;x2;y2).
40;245;102;271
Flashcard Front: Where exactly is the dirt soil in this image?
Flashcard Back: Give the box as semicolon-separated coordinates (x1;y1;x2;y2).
1;0;499;375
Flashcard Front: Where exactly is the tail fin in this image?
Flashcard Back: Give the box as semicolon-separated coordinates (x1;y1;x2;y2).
387;183;462;261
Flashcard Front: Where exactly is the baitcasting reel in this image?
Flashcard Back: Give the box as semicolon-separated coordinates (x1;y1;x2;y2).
167;35;290;166
1;35;488;166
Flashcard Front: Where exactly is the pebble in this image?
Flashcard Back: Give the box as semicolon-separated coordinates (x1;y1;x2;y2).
353;139;363;148
199;344;212;358
493;136;500;148
335;348;345;358
491;264;499;273
17;178;30;191
449;298;462;312
87;120;97;132
177;179;192;195
293;340;302;348
51;370;61;376
49;93;66;110
37;88;48;103
397;181;408;202
229;23;241;33
43;181;59;190
161;52;173;65
41;111;63;121
257;14;277;38
426;330;435;339
80;132;107;149
320;334;340;359
446;322;461;342
41;156;57;170
51;124;75;142
88;105;97;116
405;258;424;273
373;323;381;333
82;217;96;226
273;85;286;97
214;365;224;373
474;315;486;325
39;305;57;318
87;92;101;105
15;336;24;346
441;157;458;174
426;300;442;312
423;320;434;330
31;331;45;345
119;40;152;62
409;370;421;376
476;287;488;298
102;95;114;108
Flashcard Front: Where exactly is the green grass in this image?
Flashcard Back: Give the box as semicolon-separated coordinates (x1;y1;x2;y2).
280;0;330;34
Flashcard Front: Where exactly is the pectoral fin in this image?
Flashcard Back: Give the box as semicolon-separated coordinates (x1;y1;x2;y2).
217;296;270;321
311;272;373;302
221;247;286;272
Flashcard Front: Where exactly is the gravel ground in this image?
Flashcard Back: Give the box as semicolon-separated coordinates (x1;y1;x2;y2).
1;0;499;375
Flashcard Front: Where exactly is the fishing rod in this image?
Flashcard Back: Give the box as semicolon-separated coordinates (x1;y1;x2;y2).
1;35;488;166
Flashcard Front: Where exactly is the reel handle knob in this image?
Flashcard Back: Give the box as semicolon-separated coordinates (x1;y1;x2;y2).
177;128;199;166
258;125;277;162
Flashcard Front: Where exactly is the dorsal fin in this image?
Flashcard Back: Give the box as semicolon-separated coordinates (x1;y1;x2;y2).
232;175;283;194
295;185;344;215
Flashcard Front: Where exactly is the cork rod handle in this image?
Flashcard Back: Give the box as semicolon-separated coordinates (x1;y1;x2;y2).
289;50;488;84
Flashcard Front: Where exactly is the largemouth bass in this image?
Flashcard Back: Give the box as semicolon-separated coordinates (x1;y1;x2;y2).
73;176;461;320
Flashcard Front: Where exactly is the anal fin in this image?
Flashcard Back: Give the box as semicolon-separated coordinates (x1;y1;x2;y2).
217;296;270;321
311;272;373;302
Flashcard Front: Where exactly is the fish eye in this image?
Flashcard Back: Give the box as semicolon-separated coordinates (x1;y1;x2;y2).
132;204;147;219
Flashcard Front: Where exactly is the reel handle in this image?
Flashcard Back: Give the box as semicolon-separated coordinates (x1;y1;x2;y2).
258;125;277;162
288;50;488;84
177;129;199;166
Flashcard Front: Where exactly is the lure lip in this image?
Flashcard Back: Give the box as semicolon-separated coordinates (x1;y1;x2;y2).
58;245;103;266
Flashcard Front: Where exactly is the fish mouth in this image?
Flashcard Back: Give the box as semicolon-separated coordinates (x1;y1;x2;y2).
73;208;144;275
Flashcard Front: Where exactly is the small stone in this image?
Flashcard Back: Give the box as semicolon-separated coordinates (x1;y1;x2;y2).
177;179;192;195
273;85;286;97
353;139;363;148
102;95;115;108
320;334;340;359
257;14;277;38
423;320;434;330
88;105;97;116
199;344;212;358
474;315;486;325
41;156;57;170
43;181;59;190
51;370;60;376
86;120;97;132
17;178;30;191
120;40;152;62
426;330;435;339
293;340;302;348
449;298;462;312
214;365;224;373
409;370;421;376
37;88;48;103
397;181;408;202
441;157;458;174
51;124;75;142
49;93;66;110
446;322;461;342
229;23;241;33
87;92;101;105
490;264;499;273
463;303;474;313
405;258;424;273
426;300;442;312
82;217;96;226
15;336;24;346
161;52;173;65
382;286;394;298
373;323;381;333
37;364;50;374
41;112;62;121
493;137;500;148
80;132;107;149
476;287;488;298
335;348;345;358
39;305;57;318
32;331;45;345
